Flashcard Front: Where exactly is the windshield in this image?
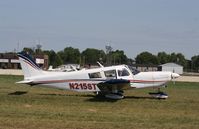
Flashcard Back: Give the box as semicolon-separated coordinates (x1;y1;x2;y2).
127;65;140;75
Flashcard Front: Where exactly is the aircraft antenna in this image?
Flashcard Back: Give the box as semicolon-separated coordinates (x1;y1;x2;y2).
97;61;104;68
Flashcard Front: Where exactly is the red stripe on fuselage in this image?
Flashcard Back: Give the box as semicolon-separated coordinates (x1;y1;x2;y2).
32;79;168;85
130;80;168;83
33;79;104;84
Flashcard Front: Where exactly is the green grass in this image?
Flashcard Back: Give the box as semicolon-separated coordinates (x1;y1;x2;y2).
0;75;199;129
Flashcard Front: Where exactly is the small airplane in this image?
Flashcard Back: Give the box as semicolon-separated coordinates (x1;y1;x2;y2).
48;64;79;72
16;52;180;100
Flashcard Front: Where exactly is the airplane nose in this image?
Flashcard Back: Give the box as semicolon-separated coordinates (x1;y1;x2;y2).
171;73;180;79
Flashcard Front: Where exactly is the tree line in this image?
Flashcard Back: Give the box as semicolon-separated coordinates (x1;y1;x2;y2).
22;46;199;72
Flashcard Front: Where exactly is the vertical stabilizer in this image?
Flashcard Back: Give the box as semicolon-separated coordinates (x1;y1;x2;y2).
17;52;44;79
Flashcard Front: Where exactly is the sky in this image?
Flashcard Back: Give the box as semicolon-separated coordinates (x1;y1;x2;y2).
0;0;198;59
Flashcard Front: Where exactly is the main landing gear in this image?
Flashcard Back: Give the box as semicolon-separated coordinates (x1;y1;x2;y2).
105;90;124;100
95;90;124;100
149;88;168;99
105;93;124;100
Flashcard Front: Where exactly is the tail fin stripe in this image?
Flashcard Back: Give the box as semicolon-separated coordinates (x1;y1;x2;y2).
17;52;44;78
18;54;41;70
23;59;40;70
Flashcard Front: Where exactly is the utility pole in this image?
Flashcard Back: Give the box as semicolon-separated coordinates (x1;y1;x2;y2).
105;44;113;65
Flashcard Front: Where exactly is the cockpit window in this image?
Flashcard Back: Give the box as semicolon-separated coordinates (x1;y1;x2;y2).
104;70;116;79
89;72;102;78
118;68;130;76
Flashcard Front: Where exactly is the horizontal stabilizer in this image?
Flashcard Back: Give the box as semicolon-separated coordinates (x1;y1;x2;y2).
16;80;33;84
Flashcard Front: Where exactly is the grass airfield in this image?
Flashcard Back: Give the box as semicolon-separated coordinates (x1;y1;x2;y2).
0;75;199;129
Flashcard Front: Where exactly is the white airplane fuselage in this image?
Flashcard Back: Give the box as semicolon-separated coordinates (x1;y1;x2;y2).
17;52;180;99
21;65;178;92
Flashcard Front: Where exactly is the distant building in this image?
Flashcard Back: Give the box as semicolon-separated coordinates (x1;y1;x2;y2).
0;53;48;70
158;63;183;74
34;54;49;70
0;53;20;69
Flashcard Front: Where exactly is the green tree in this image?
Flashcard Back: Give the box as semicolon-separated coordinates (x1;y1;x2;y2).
81;48;105;65
35;44;43;54
169;53;177;62
43;50;62;67
157;52;169;64
191;55;199;72
23;47;34;55
57;47;80;64
167;53;186;67
185;59;192;72
127;58;135;65
110;50;128;65
176;53;186;67
135;51;158;65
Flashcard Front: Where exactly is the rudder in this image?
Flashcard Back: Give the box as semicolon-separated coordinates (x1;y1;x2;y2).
17;52;44;79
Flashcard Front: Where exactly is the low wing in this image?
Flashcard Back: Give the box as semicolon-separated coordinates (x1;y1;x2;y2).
97;79;131;93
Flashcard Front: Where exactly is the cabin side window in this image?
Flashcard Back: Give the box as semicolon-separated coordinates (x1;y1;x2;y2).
118;69;130;76
104;70;116;79
88;72;102;78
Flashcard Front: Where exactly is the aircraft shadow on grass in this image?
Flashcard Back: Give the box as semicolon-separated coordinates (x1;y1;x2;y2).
86;95;118;102
38;93;96;98
8;91;159;102
124;96;158;100
38;93;118;102
86;95;158;102
37;93;159;102
8;91;28;95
